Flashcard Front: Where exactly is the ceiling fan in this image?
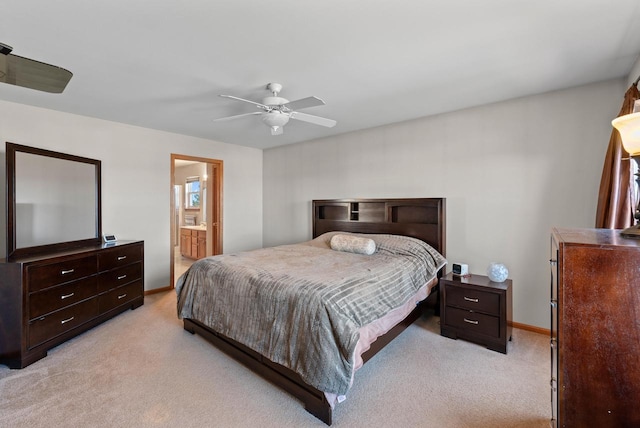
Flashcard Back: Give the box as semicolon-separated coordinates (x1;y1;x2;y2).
0;42;72;93
214;83;337;135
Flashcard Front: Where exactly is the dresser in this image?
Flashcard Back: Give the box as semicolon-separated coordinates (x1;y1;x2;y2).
550;228;640;427
0;240;144;368
440;272;512;354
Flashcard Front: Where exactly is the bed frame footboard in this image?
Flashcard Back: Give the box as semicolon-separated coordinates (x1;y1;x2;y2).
183;299;430;425
183;318;333;425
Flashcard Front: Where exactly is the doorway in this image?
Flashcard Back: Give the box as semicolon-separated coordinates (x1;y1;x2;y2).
170;154;223;288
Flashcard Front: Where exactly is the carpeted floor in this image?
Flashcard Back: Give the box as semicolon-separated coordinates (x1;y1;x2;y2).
0;291;551;427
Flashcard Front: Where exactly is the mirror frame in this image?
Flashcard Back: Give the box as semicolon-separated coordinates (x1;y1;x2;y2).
6;142;102;260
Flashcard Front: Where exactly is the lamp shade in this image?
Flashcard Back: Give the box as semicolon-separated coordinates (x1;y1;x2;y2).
612;112;640;155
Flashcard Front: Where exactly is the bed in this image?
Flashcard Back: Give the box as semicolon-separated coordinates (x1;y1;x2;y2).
176;198;446;425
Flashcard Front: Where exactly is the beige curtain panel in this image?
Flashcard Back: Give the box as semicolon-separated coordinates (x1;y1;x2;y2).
595;82;639;229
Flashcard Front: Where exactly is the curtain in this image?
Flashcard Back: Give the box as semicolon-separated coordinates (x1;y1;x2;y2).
595;83;639;229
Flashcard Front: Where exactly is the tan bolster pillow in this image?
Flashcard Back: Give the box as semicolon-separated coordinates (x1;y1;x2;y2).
329;234;376;255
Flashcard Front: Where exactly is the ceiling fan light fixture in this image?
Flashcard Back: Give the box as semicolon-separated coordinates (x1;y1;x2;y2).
261;111;290;128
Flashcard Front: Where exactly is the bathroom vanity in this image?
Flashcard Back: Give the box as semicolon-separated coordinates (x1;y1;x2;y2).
180;226;206;260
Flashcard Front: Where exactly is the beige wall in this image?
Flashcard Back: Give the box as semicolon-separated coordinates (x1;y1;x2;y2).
0;100;263;291
628;56;640;86
263;78;625;328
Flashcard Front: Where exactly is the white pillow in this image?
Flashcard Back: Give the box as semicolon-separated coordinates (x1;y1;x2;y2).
329;234;376;255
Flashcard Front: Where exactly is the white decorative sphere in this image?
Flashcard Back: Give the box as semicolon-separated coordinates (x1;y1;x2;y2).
487;262;509;282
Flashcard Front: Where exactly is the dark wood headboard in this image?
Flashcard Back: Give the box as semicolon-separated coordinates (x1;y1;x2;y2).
312;198;446;257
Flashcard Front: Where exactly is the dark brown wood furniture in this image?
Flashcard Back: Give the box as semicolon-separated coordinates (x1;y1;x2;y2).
182;197;446;425
439;272;512;353
1;143;145;369
550;228;640;427
0;240;144;368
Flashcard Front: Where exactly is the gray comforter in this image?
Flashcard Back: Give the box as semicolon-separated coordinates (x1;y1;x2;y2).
176;232;446;396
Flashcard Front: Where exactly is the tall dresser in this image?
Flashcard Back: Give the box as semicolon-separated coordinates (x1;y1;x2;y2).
550;228;640;427
0;240;144;368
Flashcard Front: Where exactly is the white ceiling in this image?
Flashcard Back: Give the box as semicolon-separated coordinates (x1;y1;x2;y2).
1;0;640;150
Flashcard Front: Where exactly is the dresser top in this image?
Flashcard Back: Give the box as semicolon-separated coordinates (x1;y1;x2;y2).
552;227;640;248
1;240;143;264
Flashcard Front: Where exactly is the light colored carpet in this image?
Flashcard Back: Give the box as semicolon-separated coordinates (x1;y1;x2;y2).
0;291;550;427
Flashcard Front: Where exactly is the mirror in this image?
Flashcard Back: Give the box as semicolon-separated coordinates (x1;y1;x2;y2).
6;142;101;259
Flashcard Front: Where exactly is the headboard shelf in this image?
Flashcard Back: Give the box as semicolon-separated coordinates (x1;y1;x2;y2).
313;198;446;257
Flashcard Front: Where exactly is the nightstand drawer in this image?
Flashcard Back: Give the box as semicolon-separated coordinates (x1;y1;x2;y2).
445;284;500;314
445;307;500;338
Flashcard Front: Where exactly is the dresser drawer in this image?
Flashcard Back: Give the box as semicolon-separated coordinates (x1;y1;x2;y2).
28;297;99;349
27;255;97;292
97;262;142;293
445;284;500;315
98;244;143;271
29;276;98;319
445;306;500;338
98;280;143;313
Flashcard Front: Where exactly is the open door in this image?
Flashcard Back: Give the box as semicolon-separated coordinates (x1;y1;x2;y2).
170;154;223;288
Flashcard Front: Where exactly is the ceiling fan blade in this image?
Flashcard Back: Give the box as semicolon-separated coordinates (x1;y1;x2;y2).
0;48;72;93
290;111;337;128
219;94;269;110
213;111;261;122
282;96;325;111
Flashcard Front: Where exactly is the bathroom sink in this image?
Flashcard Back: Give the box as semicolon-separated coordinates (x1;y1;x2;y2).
182;225;206;231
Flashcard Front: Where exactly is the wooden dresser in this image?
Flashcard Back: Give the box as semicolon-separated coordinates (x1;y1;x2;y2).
550;228;640;427
0;240;144;368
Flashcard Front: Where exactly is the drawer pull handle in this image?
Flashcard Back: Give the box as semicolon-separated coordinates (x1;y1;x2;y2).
463;296;479;303
463;318;479;325
550;300;557;308
117;275;127;280
61;269;75;275
118;293;127;300
117;256;127;261
61;316;75;325
61;293;75;300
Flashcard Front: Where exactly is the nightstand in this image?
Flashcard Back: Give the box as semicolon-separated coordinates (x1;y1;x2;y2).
439;272;512;354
